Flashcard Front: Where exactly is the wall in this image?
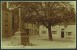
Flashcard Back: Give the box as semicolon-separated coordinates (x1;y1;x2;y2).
24;23;39;36
2;10;12;37
65;25;76;39
39;25;76;39
39;25;48;39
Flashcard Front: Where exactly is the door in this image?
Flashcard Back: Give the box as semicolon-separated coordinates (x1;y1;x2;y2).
61;29;64;38
26;29;29;35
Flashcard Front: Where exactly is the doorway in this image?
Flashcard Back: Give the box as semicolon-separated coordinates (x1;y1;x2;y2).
61;29;64;38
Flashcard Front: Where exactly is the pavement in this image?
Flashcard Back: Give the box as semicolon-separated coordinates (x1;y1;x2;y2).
1;35;76;49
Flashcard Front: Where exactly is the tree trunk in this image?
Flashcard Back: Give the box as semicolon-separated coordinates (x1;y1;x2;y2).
48;25;53;40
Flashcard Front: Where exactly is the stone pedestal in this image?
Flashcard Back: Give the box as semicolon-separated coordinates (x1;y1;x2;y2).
11;31;21;46
11;31;29;46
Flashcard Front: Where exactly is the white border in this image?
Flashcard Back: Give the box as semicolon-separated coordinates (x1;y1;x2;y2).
1;1;76;2
1;1;2;49
1;1;76;49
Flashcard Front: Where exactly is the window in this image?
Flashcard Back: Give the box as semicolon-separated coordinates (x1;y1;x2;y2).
68;33;71;35
5;20;8;22
26;24;28;27
61;28;64;31
52;31;57;34
34;25;35;28
66;32;72;35
5;14;8;19
42;31;46;34
5;30;8;33
32;24;34;28
5;24;8;26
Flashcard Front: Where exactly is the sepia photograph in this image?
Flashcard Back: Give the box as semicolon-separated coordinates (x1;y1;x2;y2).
1;1;76;49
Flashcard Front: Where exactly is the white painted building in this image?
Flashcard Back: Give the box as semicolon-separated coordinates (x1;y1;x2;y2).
39;25;76;39
24;23;39;36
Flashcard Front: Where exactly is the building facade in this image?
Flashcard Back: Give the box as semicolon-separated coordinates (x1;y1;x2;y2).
39;24;76;39
2;2;12;37
24;23;39;36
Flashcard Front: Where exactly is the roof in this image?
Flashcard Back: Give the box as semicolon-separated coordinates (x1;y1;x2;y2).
2;2;11;12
